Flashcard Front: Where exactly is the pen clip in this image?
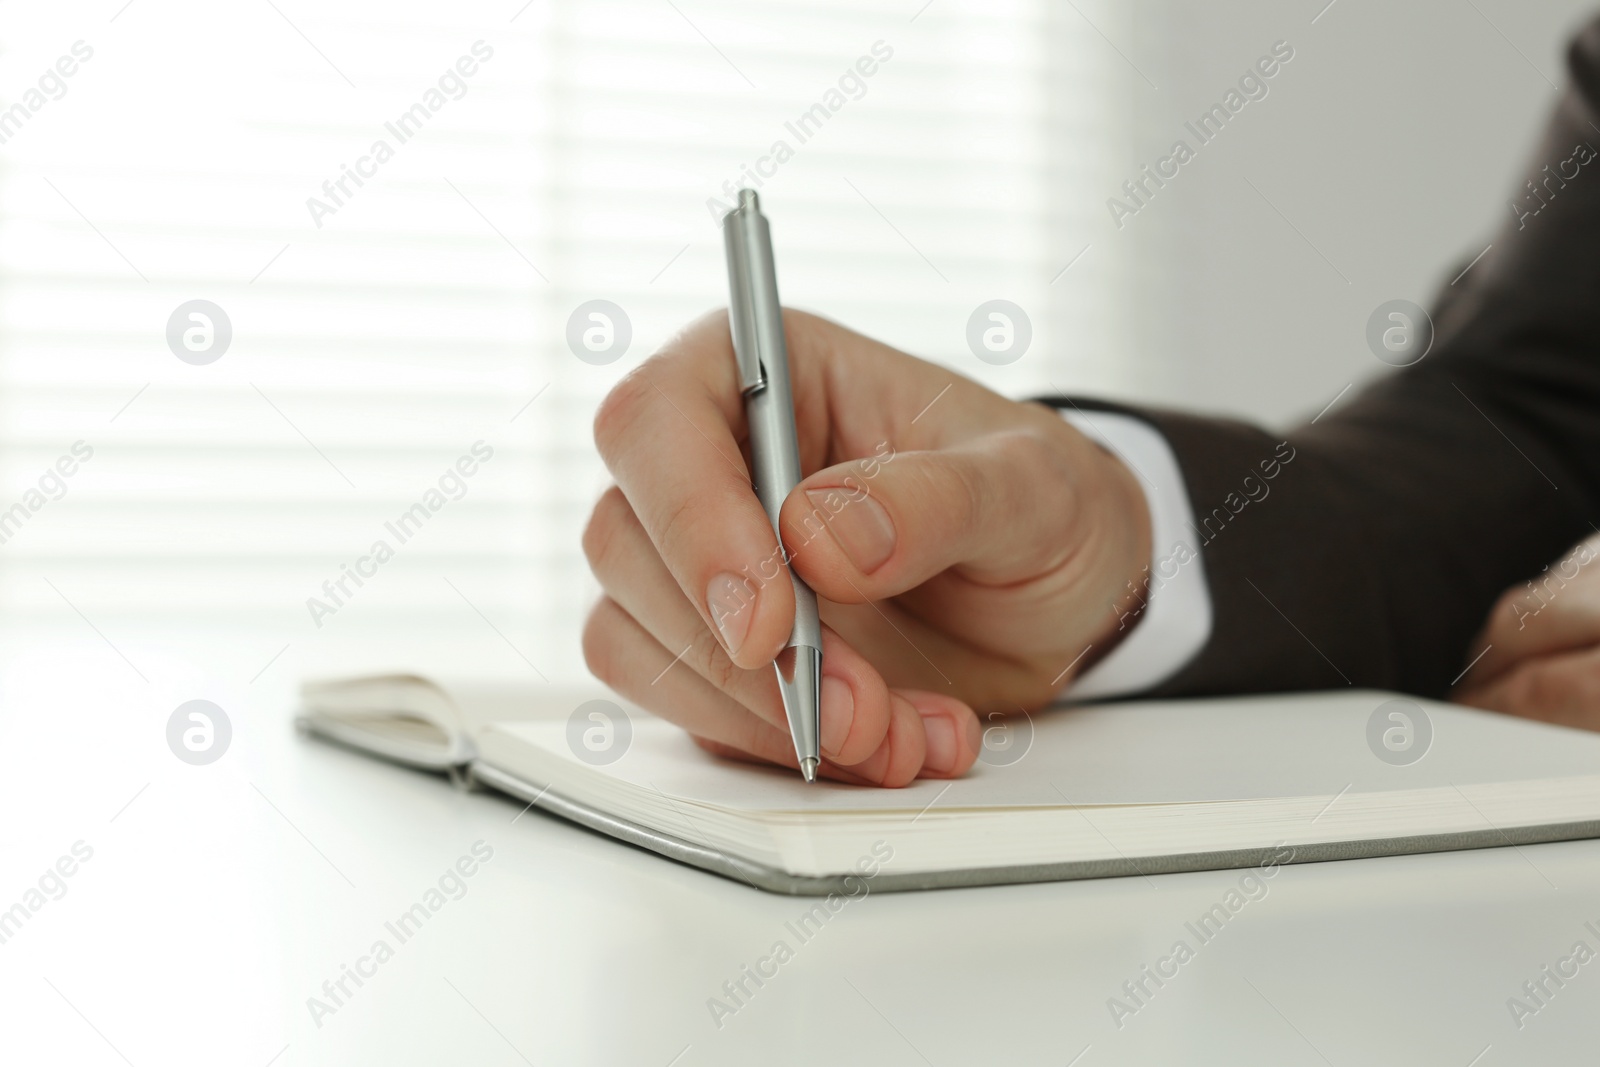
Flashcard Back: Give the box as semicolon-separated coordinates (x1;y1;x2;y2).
722;190;772;396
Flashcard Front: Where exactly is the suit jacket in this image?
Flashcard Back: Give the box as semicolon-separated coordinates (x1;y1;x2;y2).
1048;17;1600;700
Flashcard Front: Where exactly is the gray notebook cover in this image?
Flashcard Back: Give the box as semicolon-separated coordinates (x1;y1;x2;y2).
465;760;1600;896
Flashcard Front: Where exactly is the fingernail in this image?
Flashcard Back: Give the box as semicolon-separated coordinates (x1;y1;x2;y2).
820;675;854;758
922;712;958;775
707;572;754;657
805;489;895;573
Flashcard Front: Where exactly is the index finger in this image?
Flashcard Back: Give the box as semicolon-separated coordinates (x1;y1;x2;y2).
593;309;797;669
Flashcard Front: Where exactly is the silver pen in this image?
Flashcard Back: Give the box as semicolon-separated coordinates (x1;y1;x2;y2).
721;189;823;783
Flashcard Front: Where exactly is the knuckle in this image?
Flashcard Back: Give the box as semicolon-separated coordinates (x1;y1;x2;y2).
982;428;1078;561
592;364;655;462
581;485;631;573
653;492;700;565
1012;427;1078;521
581;598;625;687
654;479;759;571
690;622;742;692
934;450;987;541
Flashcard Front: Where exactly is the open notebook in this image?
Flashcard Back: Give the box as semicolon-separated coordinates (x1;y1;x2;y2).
297;675;1600;895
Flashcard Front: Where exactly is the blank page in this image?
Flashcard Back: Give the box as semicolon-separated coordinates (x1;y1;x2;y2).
477;690;1600;814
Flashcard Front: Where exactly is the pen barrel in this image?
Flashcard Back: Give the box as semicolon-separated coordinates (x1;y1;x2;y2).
746;385;822;650
722;193;822;652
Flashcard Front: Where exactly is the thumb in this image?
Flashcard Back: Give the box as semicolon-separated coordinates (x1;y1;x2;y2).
778;429;1094;602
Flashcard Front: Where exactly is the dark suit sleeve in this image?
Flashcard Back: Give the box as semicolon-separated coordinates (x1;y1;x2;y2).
1044;19;1600;700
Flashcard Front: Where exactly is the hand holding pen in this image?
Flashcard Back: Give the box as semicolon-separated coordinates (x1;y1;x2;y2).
581;194;1152;786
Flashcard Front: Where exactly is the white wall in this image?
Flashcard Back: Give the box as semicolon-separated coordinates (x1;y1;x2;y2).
1079;0;1595;426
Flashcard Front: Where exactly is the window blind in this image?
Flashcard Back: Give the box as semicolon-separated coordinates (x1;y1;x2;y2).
0;0;1128;685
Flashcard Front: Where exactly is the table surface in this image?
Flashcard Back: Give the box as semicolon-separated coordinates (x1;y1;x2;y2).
3;628;1599;1067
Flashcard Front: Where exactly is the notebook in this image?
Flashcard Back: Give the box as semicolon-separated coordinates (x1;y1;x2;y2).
296;675;1600;895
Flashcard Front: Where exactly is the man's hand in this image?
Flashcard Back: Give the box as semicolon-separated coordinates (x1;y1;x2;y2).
1453;533;1600;727
581;309;1152;786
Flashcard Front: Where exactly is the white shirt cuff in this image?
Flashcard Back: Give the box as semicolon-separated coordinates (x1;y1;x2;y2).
1056;408;1212;700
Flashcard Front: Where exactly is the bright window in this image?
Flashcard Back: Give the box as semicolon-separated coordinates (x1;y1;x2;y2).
0;0;1127;685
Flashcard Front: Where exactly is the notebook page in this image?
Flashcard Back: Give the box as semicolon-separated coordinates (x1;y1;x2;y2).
477;690;1600;814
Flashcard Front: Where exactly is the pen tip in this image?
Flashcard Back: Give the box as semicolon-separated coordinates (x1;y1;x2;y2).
800;757;819;783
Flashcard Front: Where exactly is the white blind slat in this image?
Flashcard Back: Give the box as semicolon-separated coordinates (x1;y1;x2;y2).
0;0;1125;682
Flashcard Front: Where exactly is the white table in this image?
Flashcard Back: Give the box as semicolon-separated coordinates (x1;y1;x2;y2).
2;628;1596;1066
